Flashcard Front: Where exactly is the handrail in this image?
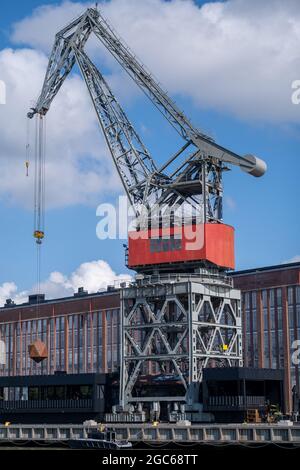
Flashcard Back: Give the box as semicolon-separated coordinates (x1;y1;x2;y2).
208;395;266;407
0;398;93;410
134;272;233;288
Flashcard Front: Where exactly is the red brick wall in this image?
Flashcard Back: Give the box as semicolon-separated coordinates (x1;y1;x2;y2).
233;267;300;291
0;292;120;323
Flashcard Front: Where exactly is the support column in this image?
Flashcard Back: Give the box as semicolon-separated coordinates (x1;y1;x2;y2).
47;318;50;375
292;287;299;395
267;290;272;368
83;315;87;373
102;311;107;373
19;317;23;376
282;286;292;414
64;316;69;373
242;293;247;367
24;322;28;376
53;307;56;374
12;323;17;376
71;315;75;374
257;291;264;368
119;291;125;408
90;302;94;372
29;321;32;376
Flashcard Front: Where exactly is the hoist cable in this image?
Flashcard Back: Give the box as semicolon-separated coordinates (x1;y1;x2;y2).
33;114;46;337
33;114;38;234
25;117;31;176
42;117;46;235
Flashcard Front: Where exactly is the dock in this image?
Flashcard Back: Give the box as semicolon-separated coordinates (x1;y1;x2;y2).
0;423;299;445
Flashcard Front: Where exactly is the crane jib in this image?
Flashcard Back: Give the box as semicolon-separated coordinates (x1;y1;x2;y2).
27;6;267;273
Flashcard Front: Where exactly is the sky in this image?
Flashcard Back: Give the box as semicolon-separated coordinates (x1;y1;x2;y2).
0;0;299;304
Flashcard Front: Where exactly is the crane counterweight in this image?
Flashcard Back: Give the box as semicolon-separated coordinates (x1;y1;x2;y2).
241;155;267;177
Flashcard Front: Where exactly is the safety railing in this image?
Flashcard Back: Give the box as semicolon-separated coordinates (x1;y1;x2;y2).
134;271;233;288
207;395;266;408
0;398;93;411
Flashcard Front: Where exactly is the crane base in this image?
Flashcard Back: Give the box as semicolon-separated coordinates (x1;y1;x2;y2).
119;271;242;416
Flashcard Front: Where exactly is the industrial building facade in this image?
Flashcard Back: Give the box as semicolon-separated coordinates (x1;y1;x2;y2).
0;290;120;377
0;261;299;414
232;261;300;412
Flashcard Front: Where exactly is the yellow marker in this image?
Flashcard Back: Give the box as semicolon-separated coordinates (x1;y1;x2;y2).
223;344;228;351
34;230;45;245
4;421;10;427
152;421;159;427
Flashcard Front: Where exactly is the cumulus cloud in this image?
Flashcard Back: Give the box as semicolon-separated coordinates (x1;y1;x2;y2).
0;282;28;306
0;282;18;306
1;0;300;209
41;259;131;295
11;1;90;53
0;47;121;209
10;0;300;124
0;259;131;306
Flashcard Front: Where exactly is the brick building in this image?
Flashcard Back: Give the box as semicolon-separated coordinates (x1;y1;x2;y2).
0;288;120;377
232;261;300;413
0;261;299;415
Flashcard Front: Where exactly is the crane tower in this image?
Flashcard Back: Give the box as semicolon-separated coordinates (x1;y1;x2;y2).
28;7;266;421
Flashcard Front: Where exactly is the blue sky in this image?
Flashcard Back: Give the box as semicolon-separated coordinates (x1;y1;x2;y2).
0;0;299;300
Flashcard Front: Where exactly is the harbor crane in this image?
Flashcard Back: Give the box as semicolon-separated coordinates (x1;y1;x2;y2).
28;6;266;273
28;7;266;418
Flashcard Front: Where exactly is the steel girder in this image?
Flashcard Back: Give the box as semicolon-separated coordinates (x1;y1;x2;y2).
74;47;168;209
119;277;242;409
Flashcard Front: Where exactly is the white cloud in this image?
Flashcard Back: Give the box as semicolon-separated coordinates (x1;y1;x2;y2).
283;255;300;264
11;1;90;53
0;47;121;208
224;195;236;211
0;259;131;306
10;0;300;124
2;0;300;209
0;282;18;306
0;282;28;306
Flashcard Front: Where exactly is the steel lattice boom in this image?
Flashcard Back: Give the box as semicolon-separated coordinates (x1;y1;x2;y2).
28;7;266;228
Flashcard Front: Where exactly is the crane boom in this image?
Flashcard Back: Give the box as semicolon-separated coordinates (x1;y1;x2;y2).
28;6;267;272
74;47;171;208
89;10;266;177
28;7;266;178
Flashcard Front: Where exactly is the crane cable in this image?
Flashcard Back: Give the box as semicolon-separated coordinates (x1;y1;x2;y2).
34;114;46;246
25;118;30;177
33;113;46;332
25;112;48;363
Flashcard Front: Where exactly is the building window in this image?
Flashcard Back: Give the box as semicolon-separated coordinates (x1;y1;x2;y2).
270;290;274;308
296;287;300;305
288;287;294;305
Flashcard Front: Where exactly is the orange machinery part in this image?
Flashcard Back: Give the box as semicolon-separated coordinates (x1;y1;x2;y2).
128;223;235;270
